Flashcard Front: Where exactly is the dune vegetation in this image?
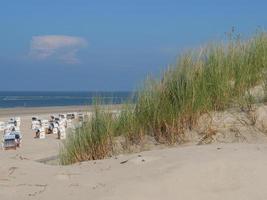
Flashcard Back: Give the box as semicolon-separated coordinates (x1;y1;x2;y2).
60;31;267;165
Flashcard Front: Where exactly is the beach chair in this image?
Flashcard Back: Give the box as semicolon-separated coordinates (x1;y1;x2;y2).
66;119;73;128
0;121;5;131
53;127;59;135
2;130;22;150
58;126;66;139
32;119;41;130
39;127;46;139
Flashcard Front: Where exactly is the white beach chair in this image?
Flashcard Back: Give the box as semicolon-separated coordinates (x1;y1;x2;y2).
53;127;59;135
66;119;72;128
39;127;46;139
0;121;5;131
58;126;66;140
2;130;22;150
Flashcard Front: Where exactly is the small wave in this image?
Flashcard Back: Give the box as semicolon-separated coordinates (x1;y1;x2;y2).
2;96;127;101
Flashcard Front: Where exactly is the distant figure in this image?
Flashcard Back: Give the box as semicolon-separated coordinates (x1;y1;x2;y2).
35;129;40;138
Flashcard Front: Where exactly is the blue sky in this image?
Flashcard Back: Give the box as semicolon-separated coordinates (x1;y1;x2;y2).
0;0;267;91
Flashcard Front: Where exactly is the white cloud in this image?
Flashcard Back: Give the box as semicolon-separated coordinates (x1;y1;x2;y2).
29;35;87;64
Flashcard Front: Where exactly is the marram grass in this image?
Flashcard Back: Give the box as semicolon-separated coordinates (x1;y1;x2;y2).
60;32;267;164
60;105;114;165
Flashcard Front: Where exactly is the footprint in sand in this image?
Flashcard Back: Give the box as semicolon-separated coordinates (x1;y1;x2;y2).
8;167;18;178
16;184;47;197
92;183;106;190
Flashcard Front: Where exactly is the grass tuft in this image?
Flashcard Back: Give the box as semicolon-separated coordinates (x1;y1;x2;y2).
60;31;267;164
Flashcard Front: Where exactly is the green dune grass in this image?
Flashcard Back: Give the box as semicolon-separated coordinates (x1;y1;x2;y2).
60;31;267;165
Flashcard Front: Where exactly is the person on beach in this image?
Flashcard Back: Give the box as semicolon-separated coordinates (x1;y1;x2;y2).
35;129;40;138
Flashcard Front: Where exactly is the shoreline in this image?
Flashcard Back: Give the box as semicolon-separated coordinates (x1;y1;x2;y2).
0;104;122;117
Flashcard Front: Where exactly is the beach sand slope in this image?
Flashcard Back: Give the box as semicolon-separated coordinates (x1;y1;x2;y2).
1;143;267;200
1;108;267;199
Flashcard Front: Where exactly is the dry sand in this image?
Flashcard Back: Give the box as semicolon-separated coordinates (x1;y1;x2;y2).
0;105;121;117
1;107;267;200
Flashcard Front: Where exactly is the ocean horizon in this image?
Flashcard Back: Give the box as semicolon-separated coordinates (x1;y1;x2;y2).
0;91;134;108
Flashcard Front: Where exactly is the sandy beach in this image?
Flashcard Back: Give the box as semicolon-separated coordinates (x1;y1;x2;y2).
2;0;266;199
0;105;122;117
0;107;267;200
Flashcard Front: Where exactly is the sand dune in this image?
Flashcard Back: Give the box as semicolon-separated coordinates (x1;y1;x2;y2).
1;109;267;199
1;142;267;200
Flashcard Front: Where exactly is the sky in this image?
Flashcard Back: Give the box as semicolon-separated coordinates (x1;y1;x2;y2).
0;0;267;91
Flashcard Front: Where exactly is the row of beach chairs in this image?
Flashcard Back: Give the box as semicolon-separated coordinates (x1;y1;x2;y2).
31;112;90;140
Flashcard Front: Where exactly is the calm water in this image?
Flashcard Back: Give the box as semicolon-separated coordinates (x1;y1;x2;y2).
0;91;134;108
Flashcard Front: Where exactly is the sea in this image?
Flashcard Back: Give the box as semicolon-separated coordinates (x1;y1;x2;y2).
0;91;134;108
